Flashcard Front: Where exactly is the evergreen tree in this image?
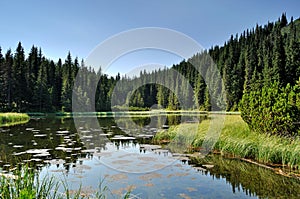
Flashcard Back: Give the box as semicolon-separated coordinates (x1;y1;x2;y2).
13;42;28;111
4;50;13;111
243;43;257;93
0;47;5;109
52;59;63;110
272;29;286;85
285;26;300;84
34;59;51;112
193;73;206;110
61;52;74;112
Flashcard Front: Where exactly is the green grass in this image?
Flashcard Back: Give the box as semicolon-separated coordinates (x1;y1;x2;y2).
154;114;300;169
0;113;30;127
0;166;132;199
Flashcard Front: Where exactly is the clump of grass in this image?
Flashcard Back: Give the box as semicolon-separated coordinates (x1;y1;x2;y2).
154;114;300;169
0;113;30;126
216;115;300;168
0;165;133;199
0;166;38;199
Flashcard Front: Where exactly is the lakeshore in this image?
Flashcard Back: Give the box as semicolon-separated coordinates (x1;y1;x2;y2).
154;114;300;174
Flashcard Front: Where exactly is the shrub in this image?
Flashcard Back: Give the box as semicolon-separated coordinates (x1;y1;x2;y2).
240;82;300;137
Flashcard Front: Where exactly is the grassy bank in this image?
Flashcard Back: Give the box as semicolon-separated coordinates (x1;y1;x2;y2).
154;114;300;169
0;166;131;199
0;113;30;126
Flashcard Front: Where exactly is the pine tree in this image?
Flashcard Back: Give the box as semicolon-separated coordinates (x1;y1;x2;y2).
243;43;257;93
4;50;13;111
272;29;286;85
34;59;51;112
13;42;28;111
262;38;273;87
61;52;73;112
285;25;300;84
0;47;4;109
204;87;211;111
193;73;206;110
52;59;63;110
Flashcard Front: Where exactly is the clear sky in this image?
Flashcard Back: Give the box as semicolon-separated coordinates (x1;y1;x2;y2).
0;0;299;75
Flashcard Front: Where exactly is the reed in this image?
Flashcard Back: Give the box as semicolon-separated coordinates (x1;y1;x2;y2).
0;166;132;199
0;113;30;126
154;114;300;169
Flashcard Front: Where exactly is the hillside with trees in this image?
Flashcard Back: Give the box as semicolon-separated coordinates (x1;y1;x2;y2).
0;14;299;119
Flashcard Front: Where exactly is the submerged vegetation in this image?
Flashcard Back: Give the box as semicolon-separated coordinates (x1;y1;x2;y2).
154;114;300;170
0;113;29;126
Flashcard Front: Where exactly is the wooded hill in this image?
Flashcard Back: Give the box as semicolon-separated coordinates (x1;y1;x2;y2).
0;13;299;113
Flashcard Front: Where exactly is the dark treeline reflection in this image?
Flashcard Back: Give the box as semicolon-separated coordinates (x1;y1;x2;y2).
190;155;300;198
0;115;188;171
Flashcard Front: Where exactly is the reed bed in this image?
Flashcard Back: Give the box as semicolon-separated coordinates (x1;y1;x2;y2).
154;114;300;169
0;166;132;199
0;113;30;126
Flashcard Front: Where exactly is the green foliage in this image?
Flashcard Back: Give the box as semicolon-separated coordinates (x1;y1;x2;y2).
0;15;299;113
154;115;300;168
0;165;132;199
240;82;300;137
0;113;29;126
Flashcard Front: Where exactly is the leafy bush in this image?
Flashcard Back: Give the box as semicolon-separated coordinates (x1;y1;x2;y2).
240;82;300;137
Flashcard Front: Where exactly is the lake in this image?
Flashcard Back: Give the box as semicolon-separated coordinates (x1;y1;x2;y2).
0;114;300;198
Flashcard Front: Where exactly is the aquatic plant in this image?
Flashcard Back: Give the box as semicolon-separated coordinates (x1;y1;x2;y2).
0;165;132;199
0;113;30;126
154;114;300;169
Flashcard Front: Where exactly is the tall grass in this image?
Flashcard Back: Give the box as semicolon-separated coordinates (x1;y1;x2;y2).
0;166;132;199
0;113;30;126
154;114;300;169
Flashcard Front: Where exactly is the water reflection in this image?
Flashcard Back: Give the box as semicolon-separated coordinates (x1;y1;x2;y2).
0;115;299;198
189;155;300;198
0;114;191;171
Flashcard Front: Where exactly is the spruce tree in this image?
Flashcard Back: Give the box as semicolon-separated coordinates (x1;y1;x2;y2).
13;42;28;111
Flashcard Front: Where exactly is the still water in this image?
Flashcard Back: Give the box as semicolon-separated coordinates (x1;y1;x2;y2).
0;115;300;198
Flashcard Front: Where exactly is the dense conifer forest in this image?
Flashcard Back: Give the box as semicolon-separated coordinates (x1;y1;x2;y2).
0;14;299;116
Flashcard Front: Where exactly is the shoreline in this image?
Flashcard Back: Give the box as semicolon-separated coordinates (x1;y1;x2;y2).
153;114;300;175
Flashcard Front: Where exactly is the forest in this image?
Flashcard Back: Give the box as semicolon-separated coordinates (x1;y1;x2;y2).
0;14;299;116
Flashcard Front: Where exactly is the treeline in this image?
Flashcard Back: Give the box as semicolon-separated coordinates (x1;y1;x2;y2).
0;14;299;114
111;57;216;111
0;44;117;112
213;14;300;110
114;14;300;112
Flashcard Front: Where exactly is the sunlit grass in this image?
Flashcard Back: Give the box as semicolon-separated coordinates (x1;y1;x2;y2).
154;114;300;169
0;113;30;126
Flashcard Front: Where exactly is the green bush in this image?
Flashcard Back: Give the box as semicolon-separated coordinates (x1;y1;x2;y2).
240;82;300;137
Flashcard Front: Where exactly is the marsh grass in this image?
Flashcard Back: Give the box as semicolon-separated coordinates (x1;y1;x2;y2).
0;113;29;126
0;166;132;199
154;114;300;169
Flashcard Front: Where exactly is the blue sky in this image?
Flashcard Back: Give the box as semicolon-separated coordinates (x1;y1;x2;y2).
0;0;299;75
